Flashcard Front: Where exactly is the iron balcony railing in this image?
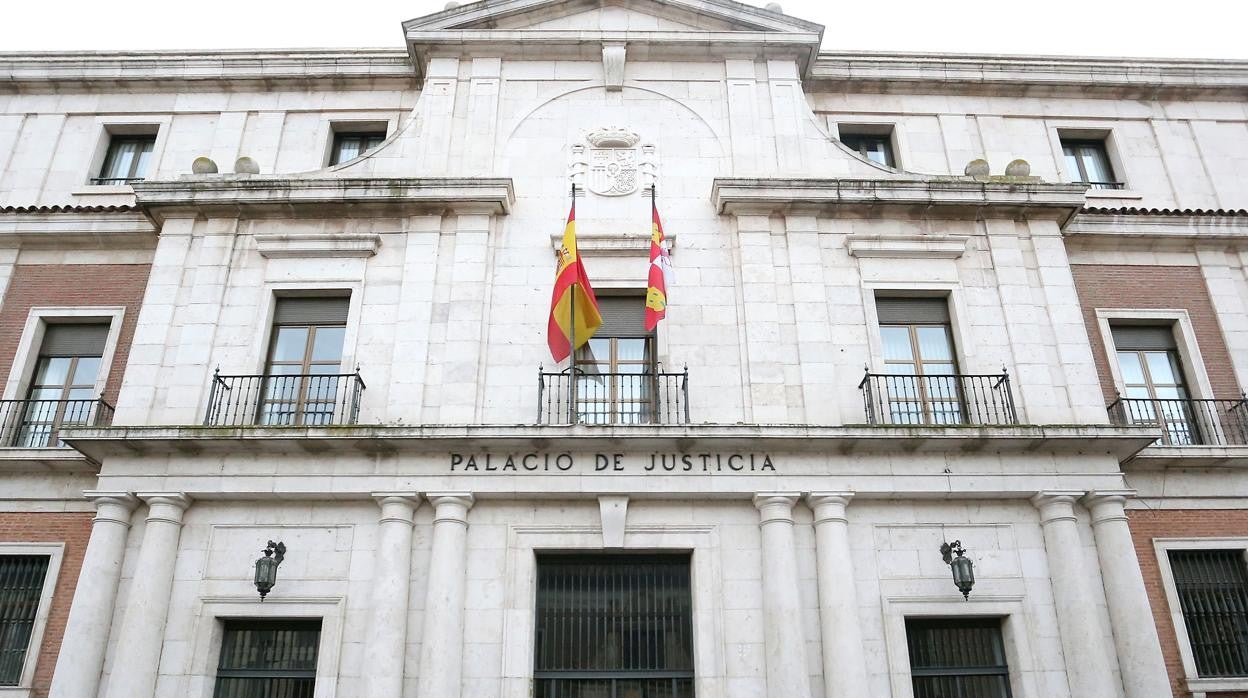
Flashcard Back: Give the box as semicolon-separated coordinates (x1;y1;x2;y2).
1108;395;1248;446
0;398;114;448
860;370;1019;426
538;366;690;425
89;177;144;185
204;369;366;427
1083;181;1126;190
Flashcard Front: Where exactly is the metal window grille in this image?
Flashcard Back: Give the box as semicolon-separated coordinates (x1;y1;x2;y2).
534;554;694;698
0;556;50;686
1169;549;1248;677
906;618;1012;698
214;619;321;698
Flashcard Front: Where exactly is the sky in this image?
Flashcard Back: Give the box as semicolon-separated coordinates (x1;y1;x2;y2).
1;0;1244;59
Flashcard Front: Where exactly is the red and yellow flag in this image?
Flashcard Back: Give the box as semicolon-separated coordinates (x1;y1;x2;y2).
644;199;673;331
548;200;602;362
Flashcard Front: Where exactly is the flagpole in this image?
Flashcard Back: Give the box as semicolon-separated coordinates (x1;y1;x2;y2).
568;182;577;424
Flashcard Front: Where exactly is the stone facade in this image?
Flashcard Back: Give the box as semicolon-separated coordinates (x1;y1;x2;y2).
0;1;1245;698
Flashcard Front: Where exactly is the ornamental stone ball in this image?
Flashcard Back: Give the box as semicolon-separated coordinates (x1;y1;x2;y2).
445;1;460;8
1005;159;1031;177
765;2;784;12
191;156;218;174
234;157;260;175
964;158;990;177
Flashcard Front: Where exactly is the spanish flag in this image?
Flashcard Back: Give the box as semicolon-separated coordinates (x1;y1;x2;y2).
644;198;673;331
547;199;602;363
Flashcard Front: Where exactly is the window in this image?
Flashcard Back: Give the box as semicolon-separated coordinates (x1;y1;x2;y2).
575;296;655;425
1061;138;1121;190
1168;550;1248;678
94;134;155;184
262;297;349;426
0;555;50;686
534;554;694;698
328;131;386;166
839;125;896;167
214;619;320;698
876;297;962;424
1112;324;1200;443
9;323;109;447
906;618;1012;698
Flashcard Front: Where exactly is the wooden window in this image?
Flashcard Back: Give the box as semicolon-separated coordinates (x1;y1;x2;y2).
1168;550;1248;678
534;554;694;698
575;296;654;424
17;323;108;447
877;297;962;424
95;135;155;184
840;128;896;167
0;556;50;686
906;618;1012;698
261;297;349;426
214;619;320;698
1061;138;1121;189
1111;324;1200;443
329;131;386;166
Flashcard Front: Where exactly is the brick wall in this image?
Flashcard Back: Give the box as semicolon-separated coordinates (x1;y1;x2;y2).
0;512;93;698
1070;264;1241;404
0;264;151;404
1128;509;1248;698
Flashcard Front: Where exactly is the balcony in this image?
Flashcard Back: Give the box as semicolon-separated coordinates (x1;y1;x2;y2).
0;398;114;448
204;370;366;427
860;371;1019;426
538;367;690;425
1108;396;1248;447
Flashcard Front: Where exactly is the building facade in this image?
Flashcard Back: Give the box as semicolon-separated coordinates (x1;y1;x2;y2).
1;1;1247;697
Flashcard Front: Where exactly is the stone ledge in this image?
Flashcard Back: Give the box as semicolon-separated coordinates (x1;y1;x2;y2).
255;233;382;259
846;234;969;259
0;447;99;472
549;231;676;256
1123;445;1248;469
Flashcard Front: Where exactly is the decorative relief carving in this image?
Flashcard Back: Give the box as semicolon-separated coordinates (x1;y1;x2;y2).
569;128;657;197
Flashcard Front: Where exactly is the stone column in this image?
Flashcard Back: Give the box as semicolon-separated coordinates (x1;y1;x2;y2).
49;492;138;698
807;493;869;698
416;493;474;698
753;493;813;698
1084;491;1172;698
102;493;191;698
362;494;421;698
1031;492;1119;698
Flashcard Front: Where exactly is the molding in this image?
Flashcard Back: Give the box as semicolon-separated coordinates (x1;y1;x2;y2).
0;210;157;246
132;177;515;224
1066;211;1248;241
711;177;1087;224
549;230;675;256
254;233;381;259
845;233;969;259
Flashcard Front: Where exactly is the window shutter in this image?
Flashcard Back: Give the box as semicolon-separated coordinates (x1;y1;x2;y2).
273;297;350;325
875;297;951;324
39;323;109;357
1111;325;1177;351
595;296;648;336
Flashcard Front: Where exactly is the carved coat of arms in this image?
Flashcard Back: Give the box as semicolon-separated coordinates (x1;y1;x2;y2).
575;127;646;197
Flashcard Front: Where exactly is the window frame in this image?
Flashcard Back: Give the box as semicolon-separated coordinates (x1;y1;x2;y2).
260;297;350;427
94;134;157;185
214;618;321;696
1154;538;1248;693
1095;309;1215;403
2;308;126;403
327;131;387;167
905;617;1013;698
1052;127;1130;192
836;123;899;168
0;543;64;696
78;118;169;192
322;119;394;168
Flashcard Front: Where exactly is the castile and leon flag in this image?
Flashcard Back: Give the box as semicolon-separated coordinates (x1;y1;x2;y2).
645;197;674;331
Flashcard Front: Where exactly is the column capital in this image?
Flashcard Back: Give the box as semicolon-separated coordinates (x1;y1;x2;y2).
1083;490;1136;525
136;492;192;525
84;491;139;525
807;491;854;525
427;493;474;524
1031;490;1083;524
753;492;801;524
372;493;421;526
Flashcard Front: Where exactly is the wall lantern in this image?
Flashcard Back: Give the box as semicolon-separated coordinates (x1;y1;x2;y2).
254;540;286;601
940;540;975;600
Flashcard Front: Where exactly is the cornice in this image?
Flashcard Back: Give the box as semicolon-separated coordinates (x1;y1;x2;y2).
0;209;157;247
1066;210;1248;241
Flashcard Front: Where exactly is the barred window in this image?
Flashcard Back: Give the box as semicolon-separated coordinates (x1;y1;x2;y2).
534;554;694;698
0;555;51;686
1169;549;1248;677
906;618;1012;698
214;619;320;698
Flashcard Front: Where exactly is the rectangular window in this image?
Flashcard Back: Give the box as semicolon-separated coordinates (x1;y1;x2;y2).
261;297;349;426
1111;324;1201;444
906;618;1012;698
1061;138;1121;190
0;555;50;686
1168;549;1248;678
95;134;156;184
328;131;386;166
12;323;109;447
839;125;896;167
876;297;962;424
534;554;694;698
214;619;320;698
575;296;655;425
